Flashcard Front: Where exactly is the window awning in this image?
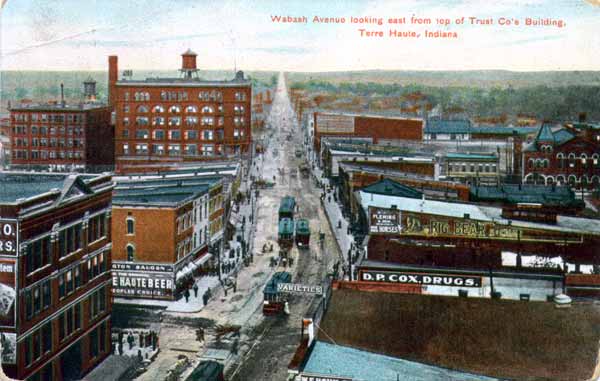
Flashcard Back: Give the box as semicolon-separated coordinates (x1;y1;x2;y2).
194;253;212;267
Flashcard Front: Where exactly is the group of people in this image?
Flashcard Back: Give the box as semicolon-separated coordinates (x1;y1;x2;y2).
114;330;159;356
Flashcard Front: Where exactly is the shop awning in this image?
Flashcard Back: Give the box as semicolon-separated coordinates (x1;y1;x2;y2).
194;253;213;267
175;264;194;282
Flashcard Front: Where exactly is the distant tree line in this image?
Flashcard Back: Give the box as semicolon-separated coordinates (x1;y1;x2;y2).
291;80;600;121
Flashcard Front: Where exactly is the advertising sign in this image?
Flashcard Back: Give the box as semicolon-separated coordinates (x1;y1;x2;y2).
369;207;401;234
112;262;174;273
276;283;324;295
0;220;17;256
112;267;174;299
361;270;482;288
0;332;16;365
0;259;16;328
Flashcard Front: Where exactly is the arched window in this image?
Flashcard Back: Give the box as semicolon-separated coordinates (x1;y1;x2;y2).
201;106;214;114
126;217;135;235
144;92;150;101
185;105;198;113
527;159;534;169
169;105;181;114
543;159;549;168
546;176;554;185
524;173;535;184
568;175;577;185
152;105;165;113
126;244;135;262
592;176;600;186
556;175;565;185
137;105;149;113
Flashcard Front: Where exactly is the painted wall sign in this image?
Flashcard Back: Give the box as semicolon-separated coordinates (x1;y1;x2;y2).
277;283;324;295
361;270;482;287
0;220;18;256
112;270;174;299
317;113;355;134
369;207;401;234
300;373;353;381
0;259;16;328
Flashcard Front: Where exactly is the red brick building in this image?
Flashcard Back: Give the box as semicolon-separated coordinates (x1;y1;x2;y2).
8;81;114;172
523;122;600;188
111;176;224;301
313;112;423;151
0;172;113;380
110;50;252;174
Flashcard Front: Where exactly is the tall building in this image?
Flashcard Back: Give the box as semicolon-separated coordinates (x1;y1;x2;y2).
8;81;114;172
109;50;252;174
0;172;113;380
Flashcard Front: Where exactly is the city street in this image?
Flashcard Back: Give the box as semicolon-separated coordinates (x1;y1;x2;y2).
136;73;341;381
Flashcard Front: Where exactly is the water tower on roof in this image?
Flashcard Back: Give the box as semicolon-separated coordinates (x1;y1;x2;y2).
83;76;97;102
180;49;199;79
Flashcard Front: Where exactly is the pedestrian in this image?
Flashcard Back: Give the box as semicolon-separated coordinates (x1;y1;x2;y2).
193;283;199;297
184;288;190;303
127;332;134;350
202;291;208;306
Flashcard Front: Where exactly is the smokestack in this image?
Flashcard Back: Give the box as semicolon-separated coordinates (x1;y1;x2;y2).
108;55;118;107
60;83;65;107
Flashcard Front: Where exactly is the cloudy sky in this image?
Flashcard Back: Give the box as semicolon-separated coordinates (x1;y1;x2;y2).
0;0;598;72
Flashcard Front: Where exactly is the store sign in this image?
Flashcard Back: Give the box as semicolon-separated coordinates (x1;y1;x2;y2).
369;208;401;234
277;283;323;295
0;259;16;328
113;262;174;273
0;220;18;256
112;270;174;299
300;373;353;381
0;332;16;364
361;270;482;288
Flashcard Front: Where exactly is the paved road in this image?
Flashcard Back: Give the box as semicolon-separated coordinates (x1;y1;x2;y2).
226;73;339;381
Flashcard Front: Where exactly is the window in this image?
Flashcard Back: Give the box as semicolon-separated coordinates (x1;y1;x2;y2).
201;106;214;114
135;143;148;154
168;144;181;156
89;286;107;320
136;116;149;126
152;144;165;155
152;105;165;113
185;116;198;126
58;224;83;258
185;130;198;140
168;117;181;126
137;105;149;113
152;116;165;126
168;130;181;140
126;217;135;235
88;213;106;243
153;129;165;139
185;144;197;156
233;105;245;114
234;116;244;126
25;236;51;275
127;245;135;262
169;105;181;113
185;105;198;113
202;130;213;141
234;91;246;101
59;303;81;342
123;143;130;155
135;129;149;139
201;144;214;156
201;117;214;126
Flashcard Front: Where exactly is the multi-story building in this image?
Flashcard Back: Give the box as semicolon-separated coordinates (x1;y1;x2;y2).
313;111;423;152
8;80;114;173
523;122;600;188
442;152;500;185
111;176;225;301
109;50;252;174
0;172;113;380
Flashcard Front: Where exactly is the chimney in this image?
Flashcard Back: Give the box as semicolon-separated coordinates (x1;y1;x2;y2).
60;83;65;107
180;49;198;79
108;55;118;107
83;77;97;102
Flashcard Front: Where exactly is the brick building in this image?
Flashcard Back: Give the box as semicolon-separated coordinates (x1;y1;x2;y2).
111;176;224;301
109;50;252;173
523;122;600;188
313;112;423;152
0;172;113;380
8;81;114;172
442;152;500;185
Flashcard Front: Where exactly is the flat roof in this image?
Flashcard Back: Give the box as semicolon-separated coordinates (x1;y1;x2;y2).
317;111;423;122
116;78;250;88
10;102;109;112
303;341;496;381
0;173;67;203
113;178;217;206
359;191;600;236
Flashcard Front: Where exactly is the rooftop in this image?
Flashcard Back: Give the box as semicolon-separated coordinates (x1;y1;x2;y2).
113;177;219;206
470;184;585;208
0;173;68;203
445;152;498;161
316;110;423;122
424;119;537;136
359;190;600;236
317;288;600;380
339;162;438;182
303;341;496;381
361;178;423;199
10;101;109;112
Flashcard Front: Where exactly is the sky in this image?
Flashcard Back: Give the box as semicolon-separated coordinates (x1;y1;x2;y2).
0;0;599;72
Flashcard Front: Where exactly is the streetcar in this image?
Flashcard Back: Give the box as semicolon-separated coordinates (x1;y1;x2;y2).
278;218;295;249
295;218;310;248
278;196;296;221
263;271;292;315
185;360;224;381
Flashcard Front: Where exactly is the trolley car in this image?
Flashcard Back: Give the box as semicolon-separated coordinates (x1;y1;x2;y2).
278;218;295;249
263;271;292;315
278;196;296;221
295;218;310;248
